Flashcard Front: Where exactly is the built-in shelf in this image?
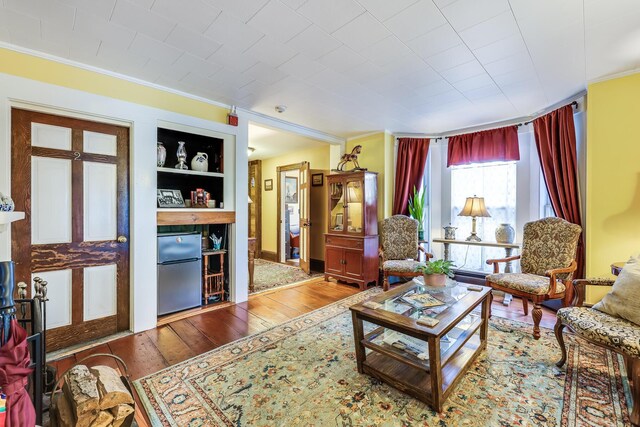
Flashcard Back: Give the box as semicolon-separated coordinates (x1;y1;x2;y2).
157;209;235;226
0;211;25;232
157;167;224;178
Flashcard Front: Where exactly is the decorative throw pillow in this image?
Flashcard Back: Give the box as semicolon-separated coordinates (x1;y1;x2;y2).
593;254;640;325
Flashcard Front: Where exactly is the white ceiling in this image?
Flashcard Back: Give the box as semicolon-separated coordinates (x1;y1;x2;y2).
1;0;640;138
248;122;329;160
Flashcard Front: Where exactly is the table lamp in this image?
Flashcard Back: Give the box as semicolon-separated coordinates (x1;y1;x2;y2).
458;196;491;242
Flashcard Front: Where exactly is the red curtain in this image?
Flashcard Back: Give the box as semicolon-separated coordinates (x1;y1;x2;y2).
533;104;584;279
393;138;430;215
447;126;519;167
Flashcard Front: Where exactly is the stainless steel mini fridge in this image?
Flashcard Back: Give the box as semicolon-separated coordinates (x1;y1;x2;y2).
157;232;202;316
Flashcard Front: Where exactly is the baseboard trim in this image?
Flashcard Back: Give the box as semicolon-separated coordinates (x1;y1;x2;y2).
261;251;277;262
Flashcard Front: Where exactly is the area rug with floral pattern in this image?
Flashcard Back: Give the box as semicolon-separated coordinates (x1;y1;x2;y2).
134;288;631;426
251;258;323;294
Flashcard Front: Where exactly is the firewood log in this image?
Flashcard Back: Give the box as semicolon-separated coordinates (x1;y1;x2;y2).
61;365;100;418
92;410;114;427
55;391;75;427
110;403;135;421
90;365;134;409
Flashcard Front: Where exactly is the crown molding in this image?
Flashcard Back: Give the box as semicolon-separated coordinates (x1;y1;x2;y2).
588;67;640;85
0;42;345;144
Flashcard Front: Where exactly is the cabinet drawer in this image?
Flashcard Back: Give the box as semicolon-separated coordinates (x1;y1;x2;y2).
325;236;363;249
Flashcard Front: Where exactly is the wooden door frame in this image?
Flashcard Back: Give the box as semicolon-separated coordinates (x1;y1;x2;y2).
248;160;262;258
11;107;131;350
276;162;307;265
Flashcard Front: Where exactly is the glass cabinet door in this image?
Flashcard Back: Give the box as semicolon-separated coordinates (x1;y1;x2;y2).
345;180;363;234
329;181;345;233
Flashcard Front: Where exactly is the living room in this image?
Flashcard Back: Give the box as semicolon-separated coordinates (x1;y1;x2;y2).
0;1;638;426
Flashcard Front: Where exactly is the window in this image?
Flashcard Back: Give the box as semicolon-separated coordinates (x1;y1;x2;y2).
449;162;517;272
427;129;546;273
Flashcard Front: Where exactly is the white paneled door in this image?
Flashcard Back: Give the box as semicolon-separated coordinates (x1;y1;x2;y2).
11;108;130;352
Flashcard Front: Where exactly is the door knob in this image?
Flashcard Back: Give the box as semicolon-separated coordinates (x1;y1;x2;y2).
117;236;128;243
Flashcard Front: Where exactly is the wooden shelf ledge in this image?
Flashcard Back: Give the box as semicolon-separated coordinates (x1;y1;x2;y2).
157;209;235;226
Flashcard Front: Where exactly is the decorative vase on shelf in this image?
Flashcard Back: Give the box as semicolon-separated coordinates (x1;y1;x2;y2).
157;142;166;167
175;141;188;170
443;224;457;240
0;193;15;212
191;152;209;172
495;223;515;244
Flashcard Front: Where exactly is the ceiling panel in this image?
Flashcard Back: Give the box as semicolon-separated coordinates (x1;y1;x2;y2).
357;0;419;21
164;25;222;60
332;12;391;52
72;9;137;50
244;35;297;68
247;0;311;43
285;25;342;59
426;44;475;72
110;0;175;41
384;0;447;42
296;0;364;34
2;0;640;136
150;0;220;34
203;12;265;51
407;24;463;60
441;0;510;32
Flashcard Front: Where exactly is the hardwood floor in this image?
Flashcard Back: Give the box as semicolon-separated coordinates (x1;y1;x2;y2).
48;279;556;426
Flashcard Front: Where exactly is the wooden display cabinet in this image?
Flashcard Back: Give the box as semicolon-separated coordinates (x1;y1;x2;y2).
324;171;379;290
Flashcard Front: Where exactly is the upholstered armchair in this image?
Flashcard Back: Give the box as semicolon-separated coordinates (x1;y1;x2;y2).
485;217;582;339
555;278;640;426
379;215;433;291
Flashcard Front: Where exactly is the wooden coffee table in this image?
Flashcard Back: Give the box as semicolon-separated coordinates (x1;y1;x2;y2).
350;280;491;412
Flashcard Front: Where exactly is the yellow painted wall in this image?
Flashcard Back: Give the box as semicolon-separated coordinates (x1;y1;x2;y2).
346;132;394;221
0;48;228;123
261;145;330;260
586;72;640;302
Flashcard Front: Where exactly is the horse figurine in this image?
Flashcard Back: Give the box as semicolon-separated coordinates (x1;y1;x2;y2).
334;145;366;172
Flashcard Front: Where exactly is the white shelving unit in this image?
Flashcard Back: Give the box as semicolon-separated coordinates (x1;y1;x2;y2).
157;167;224;178
0;211;25;233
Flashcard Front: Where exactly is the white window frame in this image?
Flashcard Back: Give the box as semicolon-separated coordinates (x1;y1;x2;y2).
428;127;543;268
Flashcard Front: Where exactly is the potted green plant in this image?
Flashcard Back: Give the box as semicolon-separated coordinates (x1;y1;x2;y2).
416;259;455;287
407;185;426;240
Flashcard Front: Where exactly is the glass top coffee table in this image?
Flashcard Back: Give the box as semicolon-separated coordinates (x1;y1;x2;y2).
349;278;491;412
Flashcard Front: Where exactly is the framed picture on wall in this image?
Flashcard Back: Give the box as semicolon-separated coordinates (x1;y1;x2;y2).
265;179;273;191
285;177;298;203
311;173;323;186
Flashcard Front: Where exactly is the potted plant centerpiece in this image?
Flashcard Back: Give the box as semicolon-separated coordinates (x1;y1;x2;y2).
416;259;455;287
408;186;426;240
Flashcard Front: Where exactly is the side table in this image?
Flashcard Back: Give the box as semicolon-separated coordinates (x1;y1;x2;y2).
203;249;226;303
432;238;520;306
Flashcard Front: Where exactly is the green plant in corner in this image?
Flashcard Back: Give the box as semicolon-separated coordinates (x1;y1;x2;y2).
408;185;426;239
416;259;456;278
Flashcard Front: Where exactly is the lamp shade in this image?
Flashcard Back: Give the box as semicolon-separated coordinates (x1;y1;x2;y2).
458;196;490;217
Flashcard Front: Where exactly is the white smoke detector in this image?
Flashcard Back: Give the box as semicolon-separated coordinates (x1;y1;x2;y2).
275;105;287;113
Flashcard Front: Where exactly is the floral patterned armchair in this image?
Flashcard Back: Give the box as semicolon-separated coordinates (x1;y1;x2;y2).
379;215;432;291
485;217;582;339
555;278;640;426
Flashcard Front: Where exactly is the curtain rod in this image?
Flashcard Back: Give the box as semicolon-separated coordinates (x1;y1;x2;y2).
433;100;578;141
398;91;585;142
